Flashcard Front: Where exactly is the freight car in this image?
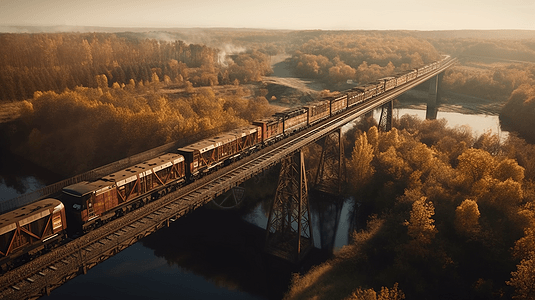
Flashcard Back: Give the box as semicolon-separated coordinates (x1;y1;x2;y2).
329;94;348;115
62;153;185;232
347;88;366;107
274;107;308;135
355;83;378;101
177;125;262;180
304;100;331;125
0;198;67;271
379;77;397;92
253;117;284;145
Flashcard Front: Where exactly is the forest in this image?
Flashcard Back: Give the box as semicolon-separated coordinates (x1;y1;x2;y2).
286;116;535;300
11;84;273;176
286;32;441;87
0;32;272;102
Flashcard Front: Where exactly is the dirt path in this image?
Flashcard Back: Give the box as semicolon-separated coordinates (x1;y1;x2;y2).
261;55;324;105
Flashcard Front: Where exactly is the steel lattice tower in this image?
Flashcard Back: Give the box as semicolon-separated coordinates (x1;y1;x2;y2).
265;150;313;263
379;100;393;132
314;128;346;195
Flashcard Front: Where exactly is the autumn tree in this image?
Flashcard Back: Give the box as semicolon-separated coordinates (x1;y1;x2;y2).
508;255;535;300
454;199;481;238
349;132;375;191
457;148;495;185
405;197;437;256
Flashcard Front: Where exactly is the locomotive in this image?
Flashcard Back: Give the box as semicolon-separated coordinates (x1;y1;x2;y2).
0;56;448;271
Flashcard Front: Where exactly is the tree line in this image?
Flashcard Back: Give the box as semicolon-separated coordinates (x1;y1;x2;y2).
9;82;273;176
285;116;535;299
442;63;535;102
0;32;272;102
285;32;441;86
430;38;535;62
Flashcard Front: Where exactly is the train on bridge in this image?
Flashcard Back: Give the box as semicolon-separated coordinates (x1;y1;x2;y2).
0;55;450;272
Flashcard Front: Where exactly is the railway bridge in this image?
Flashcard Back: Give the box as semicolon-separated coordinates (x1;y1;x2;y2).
0;57;457;299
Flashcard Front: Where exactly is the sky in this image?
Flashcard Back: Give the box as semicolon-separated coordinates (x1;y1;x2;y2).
0;0;534;31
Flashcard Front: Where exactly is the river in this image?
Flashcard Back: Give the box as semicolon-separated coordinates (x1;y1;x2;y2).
0;97;507;300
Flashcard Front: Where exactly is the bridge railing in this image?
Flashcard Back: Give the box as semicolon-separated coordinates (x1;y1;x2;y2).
0;141;180;213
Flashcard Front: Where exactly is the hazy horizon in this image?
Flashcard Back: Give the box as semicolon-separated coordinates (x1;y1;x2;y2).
1;0;534;32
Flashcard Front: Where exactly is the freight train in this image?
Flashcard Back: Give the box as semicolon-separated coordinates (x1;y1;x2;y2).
0;56;449;271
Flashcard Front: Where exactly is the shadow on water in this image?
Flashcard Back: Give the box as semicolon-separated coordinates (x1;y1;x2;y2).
135;171;362;299
0;121;62;200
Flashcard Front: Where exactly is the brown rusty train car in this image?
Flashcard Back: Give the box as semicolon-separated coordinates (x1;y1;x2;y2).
274;107;308;135
347;88;366;107
62;153;185;231
253;117;284;145
0;198;67;270
329;94;348;115
178;125;262;179
355;83;378;101
379;76;397;92
304;100;331;125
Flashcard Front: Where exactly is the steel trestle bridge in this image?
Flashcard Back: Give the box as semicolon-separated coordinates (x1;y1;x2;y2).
0;57;457;299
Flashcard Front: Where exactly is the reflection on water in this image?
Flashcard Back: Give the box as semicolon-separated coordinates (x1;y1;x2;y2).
0;148;61;201
393;108;507;140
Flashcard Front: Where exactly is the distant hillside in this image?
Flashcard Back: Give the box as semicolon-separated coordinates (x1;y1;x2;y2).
2;26;534;40
412;30;535;40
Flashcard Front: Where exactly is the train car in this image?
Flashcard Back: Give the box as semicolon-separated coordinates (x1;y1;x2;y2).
304;100;330;125
405;69;418;82
227;125;262;155
329;94;348;115
274;107;308;135
372;81;385;96
178;133;240;179
395;72;408;86
63;153;185;231
417;65;430;78
379;77;397;92
252;116;284;145
355;83;377;101
0;198;67;270
347;88;366;108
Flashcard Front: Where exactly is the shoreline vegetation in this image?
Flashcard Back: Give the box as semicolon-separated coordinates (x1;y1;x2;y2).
1;28;535;299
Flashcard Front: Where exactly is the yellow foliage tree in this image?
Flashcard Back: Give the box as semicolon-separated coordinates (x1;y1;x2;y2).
349;132;375;191
455;199;481;237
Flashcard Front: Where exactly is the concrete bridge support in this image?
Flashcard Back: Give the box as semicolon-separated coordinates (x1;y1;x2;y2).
314;128;346;195
427;73;443;120
265;150;313;263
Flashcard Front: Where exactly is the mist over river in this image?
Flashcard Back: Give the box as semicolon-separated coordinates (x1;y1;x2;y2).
0;93;508;300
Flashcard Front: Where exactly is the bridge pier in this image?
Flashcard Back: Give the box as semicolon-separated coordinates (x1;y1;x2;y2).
265;150;313;263
314;127;346;195
378;100;393;132
427;73;443;120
